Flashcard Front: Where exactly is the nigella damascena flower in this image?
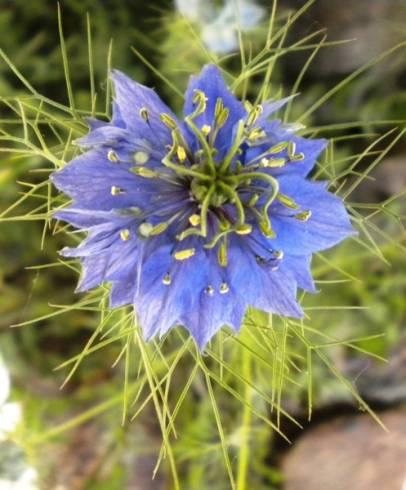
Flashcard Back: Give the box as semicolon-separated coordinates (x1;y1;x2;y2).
51;65;354;348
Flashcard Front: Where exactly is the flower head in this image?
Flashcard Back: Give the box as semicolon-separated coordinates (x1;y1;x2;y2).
52;64;354;348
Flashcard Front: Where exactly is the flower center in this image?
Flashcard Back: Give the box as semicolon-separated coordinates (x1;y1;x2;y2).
126;91;311;266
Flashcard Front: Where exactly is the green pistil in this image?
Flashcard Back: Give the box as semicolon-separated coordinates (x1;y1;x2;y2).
184;115;216;176
219;119;246;174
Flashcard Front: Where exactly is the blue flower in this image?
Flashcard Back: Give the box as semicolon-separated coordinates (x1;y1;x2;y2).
52;65;354;348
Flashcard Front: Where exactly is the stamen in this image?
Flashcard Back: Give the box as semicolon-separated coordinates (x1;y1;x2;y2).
110;186;123;196
218;240;228;267
201;124;211;136
139;107;149;121
134;151;149;165
150;222;169;236
260;157;286;168
269;141;289;154
177;146;187;162
235;224;252;235
162;274;171;286
291;152;305;161
277;193;300;210
219;282;229;294
107;150;119;163
138;222;153;237
294;210;312;221
287;141;296;158
215;108;229;130
205;285;215;296
259;220;276;238
130;167;158;178
160;113;178;130
120;229;130;241
246;104;263;126
174;248;196;261
214;98;224;118
274;250;284;260
188;214;201;227
248;128;266;142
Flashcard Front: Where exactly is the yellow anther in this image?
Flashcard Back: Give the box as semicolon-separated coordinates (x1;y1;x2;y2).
201;124;211;136
294;210;312;222
134;151;149;165
291;152;305;162
266;158;287;168
160;113;177;130
218;241;228;267
215;98;224;117
120;229;130;241
269;141;289;154
288;141;297;158
274;250;284;260
259;220;276;238
174;248;196;261
162;274;171;285
219;282;229;294
150;222;169;236
235;224;253;235
216;108;229;129
130;167;157;178
107;150;118;162
110;186;123;196
248;128;266;142
246;105;263;126
139;107;149;121
138;223;153;237
260;158;269;167
177;146;187;162
188;214;201;227
277;193;300;210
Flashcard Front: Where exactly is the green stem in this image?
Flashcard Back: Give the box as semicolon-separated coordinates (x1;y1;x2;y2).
236;343;252;490
217;181;245;226
185;115;216;176
220;120;246;174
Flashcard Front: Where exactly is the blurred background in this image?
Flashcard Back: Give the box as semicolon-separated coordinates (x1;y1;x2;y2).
0;1;405;489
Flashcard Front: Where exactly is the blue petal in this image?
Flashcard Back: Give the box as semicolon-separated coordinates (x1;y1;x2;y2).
270;175;355;255
51;149;176;211
111;70;179;146
280;254;316;293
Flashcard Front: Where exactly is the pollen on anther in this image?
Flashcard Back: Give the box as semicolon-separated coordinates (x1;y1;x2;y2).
111;186;123;196
201;124;211;136
139;107;149;121
107;150;118;162
134;151;149;165
174;248;195;261
138;222;153;237
162;274;171;286
219;282;229;294
188;214;200;227
205;285;215;296
120;229;130;241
